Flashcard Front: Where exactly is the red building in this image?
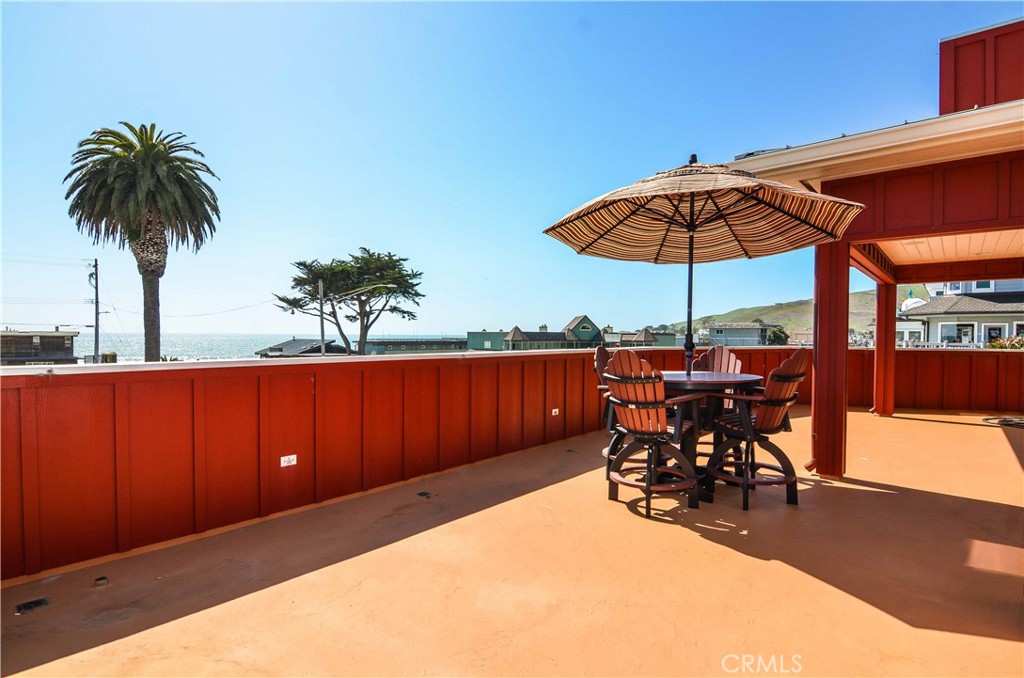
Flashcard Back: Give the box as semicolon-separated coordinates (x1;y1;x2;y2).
730;18;1024;477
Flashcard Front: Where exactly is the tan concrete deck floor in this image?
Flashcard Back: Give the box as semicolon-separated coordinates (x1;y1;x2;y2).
2;406;1022;677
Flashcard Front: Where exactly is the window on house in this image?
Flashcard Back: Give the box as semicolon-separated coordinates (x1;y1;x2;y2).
64;337;72;347
32;336;40;346
1015;323;1024;337
714;329;724;335
580;323;591;331
483;340;492;349
975;280;993;292
947;282;961;293
908;330;923;342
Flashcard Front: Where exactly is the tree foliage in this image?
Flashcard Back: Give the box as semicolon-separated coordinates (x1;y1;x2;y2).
275;248;424;354
766;326;790;346
64;122;219;361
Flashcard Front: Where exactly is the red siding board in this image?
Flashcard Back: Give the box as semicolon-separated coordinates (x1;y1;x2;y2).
438;363;471;469
470;362;499;462
953;40;987;112
36;384;118;570
127;380;196;547
497;362;524;454
994;30;1024;103
971;354;999;413
943;162;999;224
564;358;585;438
267;372;316;513
363;367;404;490
522;360;546;449
895;352;918;409
545;359;566;443
941;354;973;411
1;389;24;578
204;375;261;529
320;369;364;498
883;172;933;230
403;365;440;478
582;361;602;432
1010;157;1024;219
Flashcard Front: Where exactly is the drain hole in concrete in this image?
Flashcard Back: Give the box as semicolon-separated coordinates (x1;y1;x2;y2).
14;597;49;615
94;576;109;588
416;491;432;498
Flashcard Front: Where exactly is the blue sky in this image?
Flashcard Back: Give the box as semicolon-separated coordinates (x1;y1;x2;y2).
2;1;1020;337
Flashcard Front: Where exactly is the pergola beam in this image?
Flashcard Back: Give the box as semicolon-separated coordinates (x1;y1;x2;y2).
895;257;1024;284
851;243;897;284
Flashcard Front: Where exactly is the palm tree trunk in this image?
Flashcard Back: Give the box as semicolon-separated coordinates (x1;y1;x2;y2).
130;211;169;362
141;273;161;362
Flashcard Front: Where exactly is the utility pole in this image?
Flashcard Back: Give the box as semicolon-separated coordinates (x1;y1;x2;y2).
89;259;100;363
319;279;325;356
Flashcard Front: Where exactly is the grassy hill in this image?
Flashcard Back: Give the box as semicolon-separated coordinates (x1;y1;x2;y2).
665;284;929;338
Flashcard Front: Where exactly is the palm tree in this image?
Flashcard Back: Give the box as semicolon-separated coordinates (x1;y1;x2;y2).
65;123;220;361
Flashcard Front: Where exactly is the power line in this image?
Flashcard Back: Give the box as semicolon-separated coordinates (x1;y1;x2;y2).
1;254;92;267
98;299;275;318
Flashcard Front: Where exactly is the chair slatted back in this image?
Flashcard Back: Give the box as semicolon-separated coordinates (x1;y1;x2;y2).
603;350;669;436
693;345;742;373
594;346;611;385
755;349;809;434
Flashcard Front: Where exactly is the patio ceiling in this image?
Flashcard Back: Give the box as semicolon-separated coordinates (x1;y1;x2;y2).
876;228;1023;266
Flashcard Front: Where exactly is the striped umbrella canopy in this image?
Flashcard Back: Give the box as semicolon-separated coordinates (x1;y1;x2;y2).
544;156;865;374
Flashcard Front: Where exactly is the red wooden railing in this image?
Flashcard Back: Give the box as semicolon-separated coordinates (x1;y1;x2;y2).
2;347;1020;579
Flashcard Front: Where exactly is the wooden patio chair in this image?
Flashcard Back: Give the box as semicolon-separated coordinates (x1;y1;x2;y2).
594;345;615;433
603;350;706;517
703;349;809;510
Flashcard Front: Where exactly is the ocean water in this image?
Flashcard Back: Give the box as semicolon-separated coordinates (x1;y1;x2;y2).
75;333;453;362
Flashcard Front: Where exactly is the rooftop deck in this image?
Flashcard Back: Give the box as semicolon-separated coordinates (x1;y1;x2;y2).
2;406;1022;677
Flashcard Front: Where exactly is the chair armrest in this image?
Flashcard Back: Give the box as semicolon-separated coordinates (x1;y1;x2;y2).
664;392;708;405
721;392;767;403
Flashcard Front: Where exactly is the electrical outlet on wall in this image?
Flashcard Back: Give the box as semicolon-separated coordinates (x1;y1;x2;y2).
551;408;559;416
280;454;297;467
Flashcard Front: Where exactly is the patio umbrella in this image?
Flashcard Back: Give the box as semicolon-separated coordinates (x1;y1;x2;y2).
545;155;865;375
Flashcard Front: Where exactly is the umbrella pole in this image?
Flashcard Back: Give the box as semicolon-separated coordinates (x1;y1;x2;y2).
685;227;695;377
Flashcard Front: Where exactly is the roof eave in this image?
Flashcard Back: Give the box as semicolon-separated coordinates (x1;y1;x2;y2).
728;101;1024;189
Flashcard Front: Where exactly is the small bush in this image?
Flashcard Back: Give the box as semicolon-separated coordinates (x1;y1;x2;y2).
987;336;1024;350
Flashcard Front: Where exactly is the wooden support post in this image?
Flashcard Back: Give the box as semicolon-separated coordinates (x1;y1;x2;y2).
811;242;850;479
872;282;897;417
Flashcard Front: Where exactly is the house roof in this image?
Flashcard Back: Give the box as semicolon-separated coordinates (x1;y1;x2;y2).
254;338;343;357
504;326;595;342
562;315;596;332
899;292;1024;317
709;321;781;329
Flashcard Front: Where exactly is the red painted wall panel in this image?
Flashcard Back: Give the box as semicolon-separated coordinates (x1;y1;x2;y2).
827;152;1023;242
970;354;1000;413
204;375;260;529
564;357;585;438
1010;157;1024;219
941;20;1024;113
362;367;403;490
4;347;1021;580
544;359;566;443
953;40;986;112
883;172;933;230
403;365;440;478
320;369;364;499
127;380;195;547
2;389;24;578
438;363;471;468
994;29;1024;103
914;353;945;409
35;384;118;570
944;162;999;224
522;360;546;449
267;372;316;513
470;362;499;462
497;361;524;454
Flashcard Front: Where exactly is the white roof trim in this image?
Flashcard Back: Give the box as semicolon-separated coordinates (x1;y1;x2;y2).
941;17;1023;42
728;101;1024;189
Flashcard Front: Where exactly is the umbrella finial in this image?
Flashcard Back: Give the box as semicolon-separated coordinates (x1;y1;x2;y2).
689;153;698;165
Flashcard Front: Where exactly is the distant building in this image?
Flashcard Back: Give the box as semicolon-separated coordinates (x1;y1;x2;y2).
255;338;347;358
706;321;782;347
503;315;604;351
603;327;675;348
899;290;1024;346
363;338;468;355
466;330;508;351
925;279;1024;296
1;329;80;366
